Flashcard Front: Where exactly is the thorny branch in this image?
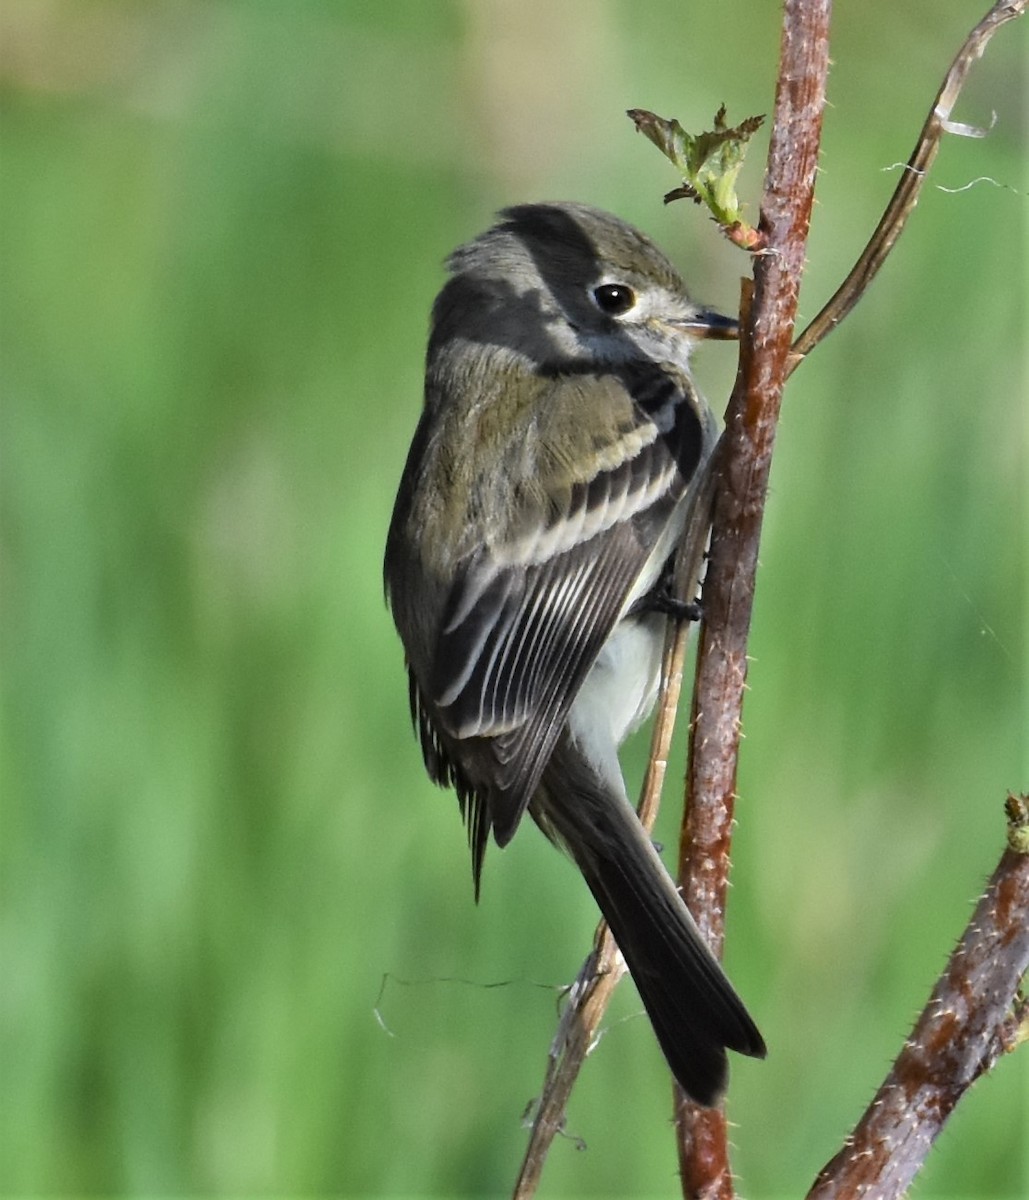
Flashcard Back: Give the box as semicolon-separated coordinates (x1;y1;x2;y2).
674;0;831;1192
807;796;1029;1200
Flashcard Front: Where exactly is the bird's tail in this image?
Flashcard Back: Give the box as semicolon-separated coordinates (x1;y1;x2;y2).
535;741;765;1106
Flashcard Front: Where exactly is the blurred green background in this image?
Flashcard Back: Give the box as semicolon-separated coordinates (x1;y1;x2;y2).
1;1;1025;1197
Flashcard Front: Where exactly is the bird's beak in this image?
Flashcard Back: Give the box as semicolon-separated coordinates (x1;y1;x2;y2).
672;309;739;340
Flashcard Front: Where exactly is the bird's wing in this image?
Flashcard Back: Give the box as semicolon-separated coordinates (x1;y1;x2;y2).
428;363;709;850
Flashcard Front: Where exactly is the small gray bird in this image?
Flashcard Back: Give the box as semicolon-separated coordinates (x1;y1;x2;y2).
384;202;765;1105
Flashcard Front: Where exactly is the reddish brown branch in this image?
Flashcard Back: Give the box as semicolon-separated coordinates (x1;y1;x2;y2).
807;797;1029;1199
674;1;832;1194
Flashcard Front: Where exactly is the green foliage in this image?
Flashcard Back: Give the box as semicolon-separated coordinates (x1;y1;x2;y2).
1;2;1024;1197
628;105;765;246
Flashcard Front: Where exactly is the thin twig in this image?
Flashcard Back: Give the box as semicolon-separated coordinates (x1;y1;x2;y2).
674;3;832;1194
510;923;624;1200
789;0;1028;370
511;461;718;1200
807;797;1029;1199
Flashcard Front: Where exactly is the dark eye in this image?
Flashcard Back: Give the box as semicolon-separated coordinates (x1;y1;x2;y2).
592;283;636;315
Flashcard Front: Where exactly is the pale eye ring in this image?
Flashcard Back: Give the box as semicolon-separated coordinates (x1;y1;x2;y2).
592;283;636;316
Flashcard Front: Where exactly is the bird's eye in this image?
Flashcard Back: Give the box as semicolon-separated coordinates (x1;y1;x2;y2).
592;283;636;316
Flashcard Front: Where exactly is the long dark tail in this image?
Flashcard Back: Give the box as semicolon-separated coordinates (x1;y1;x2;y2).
535;742;765;1106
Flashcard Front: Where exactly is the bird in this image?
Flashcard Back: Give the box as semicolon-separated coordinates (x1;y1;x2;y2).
384;201;765;1105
